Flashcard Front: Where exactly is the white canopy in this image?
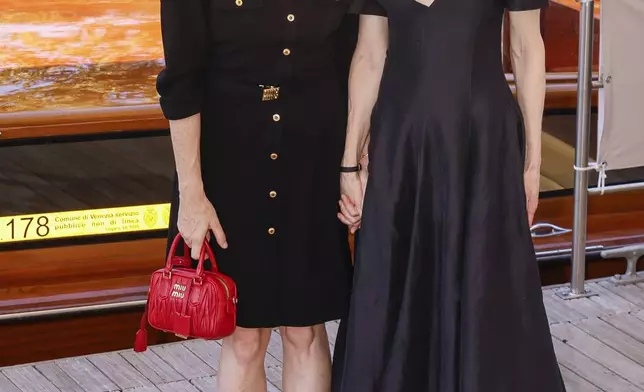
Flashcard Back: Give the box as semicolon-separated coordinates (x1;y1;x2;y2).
597;0;644;171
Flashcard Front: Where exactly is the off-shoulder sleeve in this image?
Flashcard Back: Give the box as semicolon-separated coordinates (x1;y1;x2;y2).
156;0;209;120
348;0;387;16
505;0;548;11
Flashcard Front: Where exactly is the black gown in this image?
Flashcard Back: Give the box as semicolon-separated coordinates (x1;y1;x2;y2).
332;0;567;391
157;0;360;328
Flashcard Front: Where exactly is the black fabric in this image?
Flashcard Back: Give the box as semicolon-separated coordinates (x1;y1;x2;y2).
506;0;549;11
159;0;357;328
332;0;565;391
349;0;387;15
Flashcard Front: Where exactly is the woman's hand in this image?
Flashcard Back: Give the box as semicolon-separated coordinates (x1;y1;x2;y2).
339;174;363;233
523;166;540;226
177;188;228;259
338;154;369;233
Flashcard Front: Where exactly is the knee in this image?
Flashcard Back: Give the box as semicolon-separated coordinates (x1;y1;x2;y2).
281;325;324;351
225;328;267;365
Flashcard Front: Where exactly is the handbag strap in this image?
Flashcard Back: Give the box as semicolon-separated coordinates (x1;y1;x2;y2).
165;234;219;276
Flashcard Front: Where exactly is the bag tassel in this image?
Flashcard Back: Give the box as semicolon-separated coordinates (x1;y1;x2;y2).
134;308;149;352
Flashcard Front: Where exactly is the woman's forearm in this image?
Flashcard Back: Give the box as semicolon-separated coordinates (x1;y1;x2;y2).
510;16;546;170
169;113;205;195
341;17;388;167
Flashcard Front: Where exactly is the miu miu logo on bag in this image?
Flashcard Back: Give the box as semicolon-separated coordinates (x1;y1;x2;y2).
171;283;187;299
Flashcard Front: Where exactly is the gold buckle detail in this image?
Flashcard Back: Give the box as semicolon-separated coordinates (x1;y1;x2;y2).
260;85;280;101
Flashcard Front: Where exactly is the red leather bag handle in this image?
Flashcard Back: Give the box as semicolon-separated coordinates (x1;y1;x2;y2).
164;234;219;277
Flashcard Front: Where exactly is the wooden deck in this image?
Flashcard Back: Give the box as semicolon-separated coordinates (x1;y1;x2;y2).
0;277;643;392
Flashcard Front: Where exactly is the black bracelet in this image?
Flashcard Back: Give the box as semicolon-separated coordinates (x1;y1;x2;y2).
340;163;362;173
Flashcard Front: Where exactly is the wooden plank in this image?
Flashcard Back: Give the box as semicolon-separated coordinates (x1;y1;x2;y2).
574;317;644;366
54;357;119;392
325;321;339;346
181;340;222;373
265;366;283;392
34;362;85;392
187;372;280;392
187;337;284;389
266;330;284;363
1;366;61;392
551;322;644;389
546;290;611;319
150;344;215;380
189;376;218;392
123;387;161;392
602;313;644;344
156;380;201;392
0;372;20;392
634;310;644;324
587;282;641;313
265;329;286;389
552;337;642;392
267;380;282;392
543;294;586;323
87;352;154;390
598;281;644;308
326;320;340;355
263;338;284;390
560;366;603;392
121;348;187;385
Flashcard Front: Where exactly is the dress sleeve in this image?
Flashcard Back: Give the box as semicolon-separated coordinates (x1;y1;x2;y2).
505;0;548;11
156;0;209;120
348;0;387;16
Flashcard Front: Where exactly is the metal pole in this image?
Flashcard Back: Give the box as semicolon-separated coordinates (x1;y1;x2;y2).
570;0;596;296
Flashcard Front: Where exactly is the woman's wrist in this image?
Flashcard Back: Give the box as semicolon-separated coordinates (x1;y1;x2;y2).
524;157;541;173
178;174;205;197
341;154;360;167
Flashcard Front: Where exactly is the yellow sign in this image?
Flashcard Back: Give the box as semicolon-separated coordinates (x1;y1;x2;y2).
0;203;171;243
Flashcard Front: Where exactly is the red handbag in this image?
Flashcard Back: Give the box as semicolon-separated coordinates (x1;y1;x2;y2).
134;234;238;352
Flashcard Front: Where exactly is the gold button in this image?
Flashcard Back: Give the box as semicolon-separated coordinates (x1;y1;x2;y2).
272;114;281;122
282;48;291;56
269;191;277;198
235;0;243;6
287;14;295;22
268;228;276;235
270;153;278;160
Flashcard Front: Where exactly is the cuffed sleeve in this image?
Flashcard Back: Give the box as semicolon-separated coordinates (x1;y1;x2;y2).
505;0;548;11
156;0;209;120
348;0;387;16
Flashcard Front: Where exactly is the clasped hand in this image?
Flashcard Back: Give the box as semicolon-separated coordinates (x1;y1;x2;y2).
338;155;369;233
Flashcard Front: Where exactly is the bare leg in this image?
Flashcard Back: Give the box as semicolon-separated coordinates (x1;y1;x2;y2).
280;324;332;392
218;327;271;392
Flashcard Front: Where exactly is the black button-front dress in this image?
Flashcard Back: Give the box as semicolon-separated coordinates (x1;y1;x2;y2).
157;0;363;328
333;0;566;391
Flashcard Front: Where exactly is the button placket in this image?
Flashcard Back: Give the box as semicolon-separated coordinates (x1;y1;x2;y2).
264;7;297;238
